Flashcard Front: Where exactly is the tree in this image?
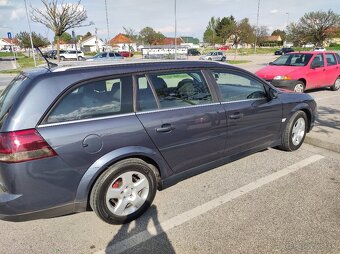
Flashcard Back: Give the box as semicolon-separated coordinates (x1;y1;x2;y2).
16;31;50;50
271;29;286;42
232;18;254;48
123;27;138;41
286;10;340;46
215;16;236;44
31;0;88;61
256;26;269;45
54;32;72;44
139;27;165;45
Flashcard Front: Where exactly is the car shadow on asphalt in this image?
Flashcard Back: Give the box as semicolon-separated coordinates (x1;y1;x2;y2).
104;205;175;254
314;105;340;131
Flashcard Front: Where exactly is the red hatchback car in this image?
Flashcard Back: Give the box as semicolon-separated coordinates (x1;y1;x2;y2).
256;51;340;92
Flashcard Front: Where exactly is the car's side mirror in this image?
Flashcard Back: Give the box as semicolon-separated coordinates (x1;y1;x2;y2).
269;87;278;99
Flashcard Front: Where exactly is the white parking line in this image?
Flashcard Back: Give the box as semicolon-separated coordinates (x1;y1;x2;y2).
97;154;324;254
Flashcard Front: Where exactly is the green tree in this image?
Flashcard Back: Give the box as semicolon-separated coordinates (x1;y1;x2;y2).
203;17;221;45
16;31;50;49
139;27;165;45
287;10;340;46
232;18;254;48
31;0;88;61
271;29;286;42
54;32;72;43
215;16;236;44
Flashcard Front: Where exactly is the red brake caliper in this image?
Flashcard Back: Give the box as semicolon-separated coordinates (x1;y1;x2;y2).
112;178;122;188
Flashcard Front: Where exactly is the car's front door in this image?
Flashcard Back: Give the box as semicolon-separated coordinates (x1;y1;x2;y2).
210;69;282;156
135;70;227;173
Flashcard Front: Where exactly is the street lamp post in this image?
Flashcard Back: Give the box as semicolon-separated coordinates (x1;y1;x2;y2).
24;0;37;66
254;0;261;53
174;0;177;60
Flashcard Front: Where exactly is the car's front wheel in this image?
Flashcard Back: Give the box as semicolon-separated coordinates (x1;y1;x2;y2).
293;81;305;93
60;56;65;61
279;111;307;151
90;158;158;224
330;77;340;91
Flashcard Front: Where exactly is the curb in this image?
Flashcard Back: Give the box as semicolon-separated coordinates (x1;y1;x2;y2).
305;135;340;154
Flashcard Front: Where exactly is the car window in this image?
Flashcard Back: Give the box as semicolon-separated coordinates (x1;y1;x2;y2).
45;76;133;124
136;76;158;111
311;54;324;67
143;71;212;109
336;53;340;64
108;53;115;57
326;53;337;66
213;71;267;102
272;53;312;66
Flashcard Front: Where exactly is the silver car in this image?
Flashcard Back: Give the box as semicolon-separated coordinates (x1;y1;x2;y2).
200;51;226;61
86;52;124;61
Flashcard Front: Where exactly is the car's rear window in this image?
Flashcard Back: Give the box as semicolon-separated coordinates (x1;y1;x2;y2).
0;74;28;128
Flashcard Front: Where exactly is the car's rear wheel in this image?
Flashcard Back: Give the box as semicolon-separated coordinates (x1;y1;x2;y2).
208;57;212;60
293;81;305;93
330;77;340;91
78;56;84;61
90;158;157;224
221;56;226;62
279;111;307;151
60;56;65;61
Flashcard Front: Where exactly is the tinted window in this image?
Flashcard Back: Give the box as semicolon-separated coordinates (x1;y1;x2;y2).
68;51;76;54
109;53;115;57
326;53;337;66
46;76;133;123
311;54;324;67
146;71;212;109
213;71;267;102
137;76;157;111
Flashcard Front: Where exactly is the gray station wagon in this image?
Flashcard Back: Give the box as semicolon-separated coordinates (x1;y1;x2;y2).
0;61;316;224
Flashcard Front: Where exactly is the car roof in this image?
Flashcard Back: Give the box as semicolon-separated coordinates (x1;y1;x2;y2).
286;51;338;55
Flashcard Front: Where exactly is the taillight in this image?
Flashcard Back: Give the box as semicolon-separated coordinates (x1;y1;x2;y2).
0;129;57;163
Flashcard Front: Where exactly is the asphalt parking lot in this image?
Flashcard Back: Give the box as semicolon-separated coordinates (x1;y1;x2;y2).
0;55;339;253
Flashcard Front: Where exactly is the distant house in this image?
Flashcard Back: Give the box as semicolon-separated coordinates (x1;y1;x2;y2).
180;36;200;48
160;37;184;45
260;35;282;47
0;38;20;51
80;36;105;52
109;33;137;51
326;27;340;46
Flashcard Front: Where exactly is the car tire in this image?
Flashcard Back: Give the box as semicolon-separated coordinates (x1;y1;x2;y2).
90;158;158;224
208;57;212;61
330;77;340;91
279;111;307;151
78;56;84;61
293;81;305;93
221;57;226;62
60;56;65;61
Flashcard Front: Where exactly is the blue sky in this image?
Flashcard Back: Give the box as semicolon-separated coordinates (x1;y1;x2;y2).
0;0;339;42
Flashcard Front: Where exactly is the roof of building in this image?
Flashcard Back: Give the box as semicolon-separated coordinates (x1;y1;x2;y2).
263;35;282;42
109;33;134;45
161;37;184;45
1;38;20;45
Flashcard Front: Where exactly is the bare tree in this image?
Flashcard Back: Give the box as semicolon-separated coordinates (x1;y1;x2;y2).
31;0;88;61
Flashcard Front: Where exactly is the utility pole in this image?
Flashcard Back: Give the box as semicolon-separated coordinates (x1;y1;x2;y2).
254;0;261;53
104;0;110;51
95;27;99;52
174;0;177;60
24;0;36;66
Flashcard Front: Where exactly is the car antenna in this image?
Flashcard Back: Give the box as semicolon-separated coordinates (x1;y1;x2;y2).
34;45;58;69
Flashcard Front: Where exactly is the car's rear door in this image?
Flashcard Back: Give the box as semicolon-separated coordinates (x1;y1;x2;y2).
324;53;339;86
135;70;227;173
209;69;282;156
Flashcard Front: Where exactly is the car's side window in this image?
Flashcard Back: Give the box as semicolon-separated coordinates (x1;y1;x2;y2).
311;54;324;67
45;76;133;124
336;53;340;64
326;53;337;66
146;71;213;109
213;71;267;102
136;76;158;111
109;53;114;57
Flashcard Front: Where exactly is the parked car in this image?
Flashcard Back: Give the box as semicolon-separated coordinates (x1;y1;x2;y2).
59;50;85;61
43;50;57;59
218;46;231;51
313;47;326;52
274;47;294;55
86;52;124;61
0;61;316;224
256;51;340;92
187;48;201;56
118;51;134;57
199;51;226;61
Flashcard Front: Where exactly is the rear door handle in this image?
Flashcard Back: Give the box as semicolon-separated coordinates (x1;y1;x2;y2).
229;113;244;120
156;123;175;133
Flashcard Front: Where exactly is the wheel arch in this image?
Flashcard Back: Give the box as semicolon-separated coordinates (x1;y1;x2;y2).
297;78;307;89
74;146;170;212
288;103;313;132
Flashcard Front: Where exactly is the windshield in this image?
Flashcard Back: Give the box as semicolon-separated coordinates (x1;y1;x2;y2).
271;53;313;66
0;74;28;129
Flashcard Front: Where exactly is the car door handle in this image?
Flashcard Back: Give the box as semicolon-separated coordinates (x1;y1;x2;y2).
229;113;244;120
156;124;175;133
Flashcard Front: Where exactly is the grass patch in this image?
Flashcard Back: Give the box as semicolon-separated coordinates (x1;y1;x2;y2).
0;55;44;74
227;60;251;64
